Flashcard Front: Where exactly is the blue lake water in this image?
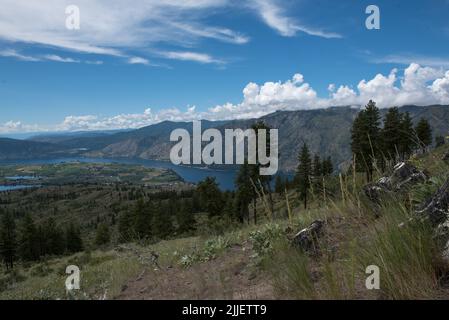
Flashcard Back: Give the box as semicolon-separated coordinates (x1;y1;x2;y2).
0;157;239;190
6;175;39;180
0;157;293;191
0;185;38;192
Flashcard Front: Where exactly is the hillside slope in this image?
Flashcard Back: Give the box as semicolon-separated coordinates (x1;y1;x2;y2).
66;105;449;172
8;104;449;171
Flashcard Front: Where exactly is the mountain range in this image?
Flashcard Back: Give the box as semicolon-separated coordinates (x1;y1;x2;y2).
1;105;449;172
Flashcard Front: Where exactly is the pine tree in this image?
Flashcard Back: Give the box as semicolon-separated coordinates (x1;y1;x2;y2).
312;154;322;177
351;100;381;181
197;177;223;217
42;218;65;256
248;164;260;224
133;199;153;239
0;211;16;269
399;111;416;159
381;107;402;163
118;209;134;242
415;118;432;153
152;203;173;239
176;199;195;234
17;213;39;261
235;162;252;223
65;223;83;254
95;223;110;246
296;143;312;209
322;156;333;176
251;121;275;217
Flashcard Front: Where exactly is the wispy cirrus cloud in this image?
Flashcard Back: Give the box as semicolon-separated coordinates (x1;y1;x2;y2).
0;49;41;62
372;54;449;68
43;54;80;63
248;0;342;38
0;0;242;64
127;56;151;65
158;51;224;64
1;49;103;64
0;0;340;66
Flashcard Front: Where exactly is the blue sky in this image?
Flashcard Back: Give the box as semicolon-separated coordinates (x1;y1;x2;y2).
1;0;449;133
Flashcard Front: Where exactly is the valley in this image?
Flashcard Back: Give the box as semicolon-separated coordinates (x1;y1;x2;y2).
1;103;449;300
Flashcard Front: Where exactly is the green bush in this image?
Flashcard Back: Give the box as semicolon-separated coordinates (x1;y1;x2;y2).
249;224;285;259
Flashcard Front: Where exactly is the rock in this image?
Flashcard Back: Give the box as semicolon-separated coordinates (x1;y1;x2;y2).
363;162;427;203
443;152;449;163
416;178;449;225
363;184;385;204
292;220;324;253
416;177;449;260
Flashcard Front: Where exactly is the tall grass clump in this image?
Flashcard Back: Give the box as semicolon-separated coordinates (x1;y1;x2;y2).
358;202;440;299
266;239;316;299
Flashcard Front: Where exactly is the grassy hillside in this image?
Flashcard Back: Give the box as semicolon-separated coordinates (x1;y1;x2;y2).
2;144;448;300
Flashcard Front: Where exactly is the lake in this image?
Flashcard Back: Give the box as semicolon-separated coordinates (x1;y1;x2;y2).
0;157;293;191
0;185;38;192
0;157;239;190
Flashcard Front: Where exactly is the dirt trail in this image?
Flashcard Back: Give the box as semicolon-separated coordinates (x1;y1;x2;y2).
117;245;274;300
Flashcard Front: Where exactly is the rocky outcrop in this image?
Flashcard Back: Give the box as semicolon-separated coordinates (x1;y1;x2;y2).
417;178;449;226
292;220;324;253
442;152;449;163
363;162;427;203
416;178;449;258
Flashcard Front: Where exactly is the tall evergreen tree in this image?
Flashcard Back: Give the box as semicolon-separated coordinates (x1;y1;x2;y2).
251;121;275;217
351;100;381;181
399;111;416;159
415;118;432;153
152;203;173;239
65;223;83;254
296;143;312;209
133;199;153;239
176;199;196;234
95;223;110;246
42;218;65;256
381;107;402;162
17;214;39;261
248;164;260;224
235;162;252;223
118;209;134;242
322;156;334;176
0;211;17;269
312;154;322;178
197;177;223;217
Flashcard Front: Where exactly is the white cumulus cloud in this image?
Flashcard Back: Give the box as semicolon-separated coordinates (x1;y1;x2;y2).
3;63;449;133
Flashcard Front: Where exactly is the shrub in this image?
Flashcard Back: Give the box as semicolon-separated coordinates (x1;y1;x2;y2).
249;224;284;259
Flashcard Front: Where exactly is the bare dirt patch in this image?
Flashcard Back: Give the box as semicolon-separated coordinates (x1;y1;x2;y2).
117;245;274;300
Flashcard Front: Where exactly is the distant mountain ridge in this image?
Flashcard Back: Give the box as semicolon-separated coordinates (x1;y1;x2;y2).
1;105;449;172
